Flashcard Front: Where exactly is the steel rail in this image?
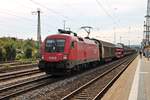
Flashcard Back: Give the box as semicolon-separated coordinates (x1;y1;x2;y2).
0;75;52;99
93;54;137;100
61;54;137;100
0;68;40;81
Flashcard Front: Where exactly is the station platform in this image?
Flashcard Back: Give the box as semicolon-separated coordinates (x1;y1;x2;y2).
101;55;150;100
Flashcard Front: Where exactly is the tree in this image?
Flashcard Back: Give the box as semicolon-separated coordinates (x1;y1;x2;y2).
0;37;38;60
0;47;3;61
24;46;32;58
4;43;16;61
11;46;16;60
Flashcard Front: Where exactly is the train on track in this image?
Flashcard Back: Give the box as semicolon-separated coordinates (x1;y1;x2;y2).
115;43;135;58
38;29;135;75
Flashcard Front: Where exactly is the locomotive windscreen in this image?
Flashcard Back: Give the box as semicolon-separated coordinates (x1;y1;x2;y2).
45;39;65;53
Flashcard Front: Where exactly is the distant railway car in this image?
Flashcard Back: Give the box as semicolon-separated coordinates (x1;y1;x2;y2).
115;43;124;58
123;46;135;56
91;39;116;62
38;29;100;74
115;43;135;57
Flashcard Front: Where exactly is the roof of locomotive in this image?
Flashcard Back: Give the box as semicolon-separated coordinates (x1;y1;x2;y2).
46;33;73;39
45;33;97;45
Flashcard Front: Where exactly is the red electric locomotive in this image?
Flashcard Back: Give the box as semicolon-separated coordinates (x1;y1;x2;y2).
38;29;100;75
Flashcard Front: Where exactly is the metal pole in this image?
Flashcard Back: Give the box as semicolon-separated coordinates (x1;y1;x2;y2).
113;27;116;44
32;9;42;58
37;9;41;45
63;20;66;30
120;36;122;43
128;40;130;47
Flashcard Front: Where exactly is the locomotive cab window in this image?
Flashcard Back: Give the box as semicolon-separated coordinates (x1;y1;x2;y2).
45;39;65;52
71;41;75;48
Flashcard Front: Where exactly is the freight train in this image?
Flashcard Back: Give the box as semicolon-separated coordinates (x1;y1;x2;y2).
38;29;135;75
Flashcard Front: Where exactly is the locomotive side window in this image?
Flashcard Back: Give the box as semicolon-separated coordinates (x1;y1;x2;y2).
71;41;74;48
45;39;65;52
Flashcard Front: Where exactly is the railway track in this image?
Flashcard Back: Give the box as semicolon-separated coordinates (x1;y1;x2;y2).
0;68;41;81
0;75;55;99
61;54;137;100
0;63;37;73
0;61;36;67
0;60;19;64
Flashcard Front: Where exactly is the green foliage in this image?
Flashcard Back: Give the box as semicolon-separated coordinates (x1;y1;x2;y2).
33;49;40;59
24;46;32;58
23;39;33;58
35;41;40;49
0;37;39;61
0;47;3;61
16;53;23;60
4;43;16;61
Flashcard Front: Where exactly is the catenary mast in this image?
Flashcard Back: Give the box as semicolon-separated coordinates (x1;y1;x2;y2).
143;0;150;46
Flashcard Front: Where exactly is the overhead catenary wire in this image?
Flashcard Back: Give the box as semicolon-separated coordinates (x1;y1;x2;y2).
0;14;37;32
95;0;123;44
0;10;38;38
0;0;61;29
10;0;61;30
30;0;72;32
95;0;120;27
0;10;34;22
30;0;70;20
101;0;121;25
0;1;69;39
0;10;38;29
101;0;117;15
14;0;66;22
0;9;57;34
0;11;38;31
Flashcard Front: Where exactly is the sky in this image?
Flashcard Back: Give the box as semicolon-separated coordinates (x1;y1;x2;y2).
0;0;148;45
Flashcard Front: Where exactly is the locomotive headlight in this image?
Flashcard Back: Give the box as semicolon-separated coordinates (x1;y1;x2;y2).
63;54;67;60
42;56;44;59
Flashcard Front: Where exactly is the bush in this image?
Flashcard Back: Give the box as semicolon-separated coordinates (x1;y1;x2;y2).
0;37;38;61
25;47;32;58
0;47;3;61
16;53;23;60
11;46;16;60
4;44;16;61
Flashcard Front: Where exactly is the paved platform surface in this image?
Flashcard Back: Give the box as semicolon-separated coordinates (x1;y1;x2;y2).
136;57;150;100
102;56;150;100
